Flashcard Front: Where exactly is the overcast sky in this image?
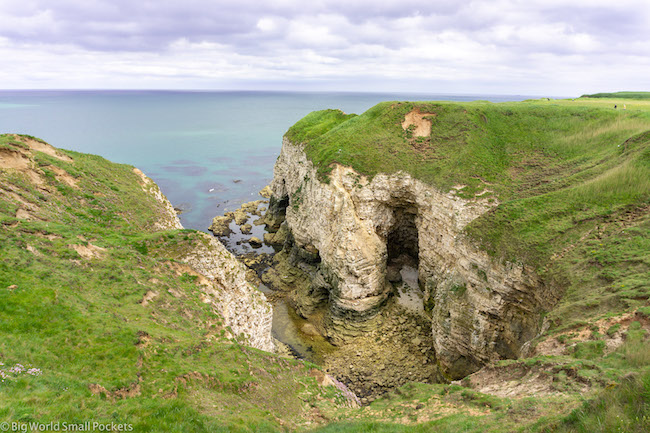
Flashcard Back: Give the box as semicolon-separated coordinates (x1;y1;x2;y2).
1;0;649;95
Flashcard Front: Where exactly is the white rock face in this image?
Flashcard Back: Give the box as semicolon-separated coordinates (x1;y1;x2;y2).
180;233;276;353
270;138;559;377
133;168;183;231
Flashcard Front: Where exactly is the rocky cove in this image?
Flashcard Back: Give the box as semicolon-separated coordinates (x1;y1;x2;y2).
207;116;562;401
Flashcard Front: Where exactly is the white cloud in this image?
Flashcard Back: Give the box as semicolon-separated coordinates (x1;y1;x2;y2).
0;1;649;94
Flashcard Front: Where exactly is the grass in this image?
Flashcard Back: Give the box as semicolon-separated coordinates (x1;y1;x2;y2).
0;134;351;431
554;370;650;433
307;325;650;433
548;323;650;432
581;91;650;100
287;100;648;198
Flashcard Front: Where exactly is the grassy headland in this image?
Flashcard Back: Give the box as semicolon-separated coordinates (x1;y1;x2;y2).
286;98;650;328
283;96;650;431
0;134;351;431
581;91;650;99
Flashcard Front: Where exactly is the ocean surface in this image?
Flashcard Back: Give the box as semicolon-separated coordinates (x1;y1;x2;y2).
0;90;539;232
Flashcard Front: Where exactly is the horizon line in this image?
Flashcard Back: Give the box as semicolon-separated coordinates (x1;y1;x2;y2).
0;88;566;98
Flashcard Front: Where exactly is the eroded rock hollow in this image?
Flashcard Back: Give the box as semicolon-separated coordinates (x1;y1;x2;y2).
266;137;560;379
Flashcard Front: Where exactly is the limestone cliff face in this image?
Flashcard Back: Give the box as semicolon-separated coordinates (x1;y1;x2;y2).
269;138;559;378
132;168;183;231
142;169;276;353
179;233;276;353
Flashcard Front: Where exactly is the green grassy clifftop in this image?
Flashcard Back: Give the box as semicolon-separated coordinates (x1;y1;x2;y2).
2;91;649;433
581;91;650;99
286;99;650;328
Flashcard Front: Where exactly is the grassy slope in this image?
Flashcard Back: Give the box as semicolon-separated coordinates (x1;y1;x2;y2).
285;98;650;432
0;135;347;432
308;322;650;433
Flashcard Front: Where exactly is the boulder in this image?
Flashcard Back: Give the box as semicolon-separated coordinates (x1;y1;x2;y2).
259;185;273;198
240;223;252;234
241;200;265;215
233;208;248;225
208;212;234;236
248;237;263;248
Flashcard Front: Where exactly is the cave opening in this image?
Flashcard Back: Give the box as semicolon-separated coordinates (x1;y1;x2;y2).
386;207;419;282
275;194;289;214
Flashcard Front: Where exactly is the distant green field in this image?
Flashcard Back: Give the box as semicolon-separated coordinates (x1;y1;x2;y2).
581;91;650;99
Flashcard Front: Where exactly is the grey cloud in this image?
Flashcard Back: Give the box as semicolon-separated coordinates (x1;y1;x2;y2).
0;0;467;52
1;0;649;94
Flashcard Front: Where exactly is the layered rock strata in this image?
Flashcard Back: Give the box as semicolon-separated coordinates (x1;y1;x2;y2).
179;233;276;352
267;137;559;378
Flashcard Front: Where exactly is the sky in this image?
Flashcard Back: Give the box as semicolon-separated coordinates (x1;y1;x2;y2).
1;0;649;96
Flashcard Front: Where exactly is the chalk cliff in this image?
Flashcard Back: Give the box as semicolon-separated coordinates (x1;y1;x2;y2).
267;137;559;378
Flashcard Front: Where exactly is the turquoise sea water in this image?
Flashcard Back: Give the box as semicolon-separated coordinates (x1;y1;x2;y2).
0;90;538;231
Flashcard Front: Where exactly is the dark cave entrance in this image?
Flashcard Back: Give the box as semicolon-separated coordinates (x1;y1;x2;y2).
386;207;419;283
272;193;290;216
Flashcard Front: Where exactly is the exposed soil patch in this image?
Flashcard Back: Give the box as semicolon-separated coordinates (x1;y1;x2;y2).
0;148;31;170
460;361;597;398
11;134;73;162
15;208;35;220
25;245;41;255
535;311;650;357
1;136;79;191
47;165;78;188
89;378;142;400
402;109;435;137
310;369;361;407
139;290;159;307
33;231;62;240
136;330;151;348
166;261;211;286
68;243;107;259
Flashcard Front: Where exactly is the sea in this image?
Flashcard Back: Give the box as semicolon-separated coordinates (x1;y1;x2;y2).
0;90;539;232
